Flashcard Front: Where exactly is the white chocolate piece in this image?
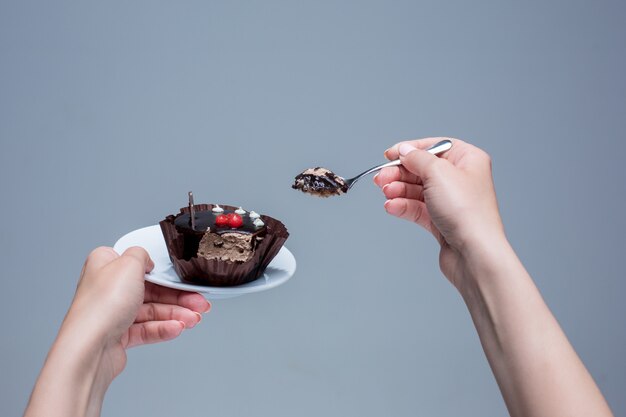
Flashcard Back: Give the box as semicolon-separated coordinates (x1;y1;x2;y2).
249;211;260;219
212;204;224;213
253;218;265;228
235;207;246;215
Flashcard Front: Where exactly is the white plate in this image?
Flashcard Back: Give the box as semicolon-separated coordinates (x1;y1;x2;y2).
113;225;296;299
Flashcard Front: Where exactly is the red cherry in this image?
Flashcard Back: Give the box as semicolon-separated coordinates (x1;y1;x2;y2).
228;213;243;228
215;214;229;227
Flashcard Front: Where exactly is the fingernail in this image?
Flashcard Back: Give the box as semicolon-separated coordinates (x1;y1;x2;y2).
204;302;212;313
382;184;389;192
384;199;392;209
178;321;186;329
194;312;202;323
383;149;390;159
399;144;416;156
373;173;379;184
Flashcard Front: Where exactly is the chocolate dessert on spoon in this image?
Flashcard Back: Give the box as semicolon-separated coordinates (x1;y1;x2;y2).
292;139;452;197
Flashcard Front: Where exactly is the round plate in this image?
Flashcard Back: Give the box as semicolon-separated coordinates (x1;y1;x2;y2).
113;225;296;299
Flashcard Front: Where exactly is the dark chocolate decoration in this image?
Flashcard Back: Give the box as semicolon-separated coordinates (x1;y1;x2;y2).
188;191;196;230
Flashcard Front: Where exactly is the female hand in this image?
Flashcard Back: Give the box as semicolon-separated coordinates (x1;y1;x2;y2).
374;137;506;289
25;246;211;417
375;138;614;417
66;246;211;380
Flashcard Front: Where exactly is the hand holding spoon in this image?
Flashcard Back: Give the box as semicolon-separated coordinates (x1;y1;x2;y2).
292;139;452;197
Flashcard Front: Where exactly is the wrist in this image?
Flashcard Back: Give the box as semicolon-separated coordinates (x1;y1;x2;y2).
453;232;517;298
25;321;112;417
60;305;120;383
57;318;113;394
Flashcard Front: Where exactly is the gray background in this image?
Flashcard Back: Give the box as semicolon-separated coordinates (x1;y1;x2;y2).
1;1;625;416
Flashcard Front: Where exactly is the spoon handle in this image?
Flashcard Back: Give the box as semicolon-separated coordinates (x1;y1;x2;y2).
356;139;453;178
424;139;453;155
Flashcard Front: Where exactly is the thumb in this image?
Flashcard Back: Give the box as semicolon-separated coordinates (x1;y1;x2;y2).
398;143;439;181
121;246;155;274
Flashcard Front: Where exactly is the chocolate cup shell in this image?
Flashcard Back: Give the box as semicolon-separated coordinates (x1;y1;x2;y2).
160;204;289;287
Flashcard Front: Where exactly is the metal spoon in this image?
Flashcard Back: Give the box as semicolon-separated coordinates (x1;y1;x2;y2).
342;139;453;191
292;139;453;197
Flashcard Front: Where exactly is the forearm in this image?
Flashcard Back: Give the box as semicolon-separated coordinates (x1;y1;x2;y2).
457;237;613;417
24;318;111;417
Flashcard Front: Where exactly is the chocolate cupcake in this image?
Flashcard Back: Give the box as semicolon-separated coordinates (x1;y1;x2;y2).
160;203;289;287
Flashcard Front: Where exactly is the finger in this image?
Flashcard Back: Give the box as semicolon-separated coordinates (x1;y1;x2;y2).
382;181;424;201
135;303;202;329
384;198;434;233
397;143;448;182
384;137;455;161
373;165;419;188
144;282;211;313
80;246;119;280
124;320;185;349
122;246;154;274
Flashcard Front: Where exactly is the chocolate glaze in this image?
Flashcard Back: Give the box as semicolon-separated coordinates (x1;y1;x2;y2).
292;167;348;197
174;209;262;235
172;206;266;261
